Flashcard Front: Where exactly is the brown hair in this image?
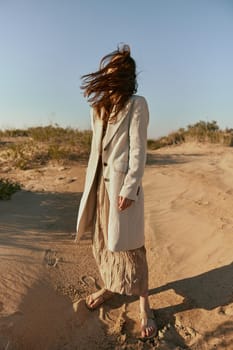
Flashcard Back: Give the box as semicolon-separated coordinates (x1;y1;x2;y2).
81;44;137;123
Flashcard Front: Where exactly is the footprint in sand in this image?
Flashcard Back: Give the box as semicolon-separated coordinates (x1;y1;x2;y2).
219;217;233;230
80;275;98;289
43;249;60;267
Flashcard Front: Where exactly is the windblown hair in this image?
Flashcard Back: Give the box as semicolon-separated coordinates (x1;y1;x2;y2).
81;44;137;123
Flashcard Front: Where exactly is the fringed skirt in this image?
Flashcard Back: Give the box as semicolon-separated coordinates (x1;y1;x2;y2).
92;157;148;296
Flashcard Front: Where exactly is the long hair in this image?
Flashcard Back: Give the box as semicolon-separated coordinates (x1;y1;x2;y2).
81;44;137;123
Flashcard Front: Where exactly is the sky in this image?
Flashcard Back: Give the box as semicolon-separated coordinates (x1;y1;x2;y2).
0;0;232;138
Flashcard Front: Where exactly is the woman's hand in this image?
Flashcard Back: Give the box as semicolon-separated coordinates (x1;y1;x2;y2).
118;196;134;211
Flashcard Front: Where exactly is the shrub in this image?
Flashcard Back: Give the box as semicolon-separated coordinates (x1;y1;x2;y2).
148;120;233;149
0;178;21;200
147;139;163;150
0;125;92;169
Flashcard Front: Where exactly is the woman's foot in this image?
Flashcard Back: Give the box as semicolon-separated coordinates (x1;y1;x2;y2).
140;309;158;339
85;288;114;310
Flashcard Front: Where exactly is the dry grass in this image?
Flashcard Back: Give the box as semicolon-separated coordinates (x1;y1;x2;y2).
0;121;232;171
0;124;92;170
148;121;233;150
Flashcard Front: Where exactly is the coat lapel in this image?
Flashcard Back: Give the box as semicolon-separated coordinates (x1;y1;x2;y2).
93;117;104;154
102;98;133;150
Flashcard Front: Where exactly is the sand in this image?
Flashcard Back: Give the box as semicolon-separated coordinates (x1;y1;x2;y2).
0;142;232;349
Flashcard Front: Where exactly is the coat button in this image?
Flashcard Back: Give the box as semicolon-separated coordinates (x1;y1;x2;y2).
103;162;107;166
104;178;109;182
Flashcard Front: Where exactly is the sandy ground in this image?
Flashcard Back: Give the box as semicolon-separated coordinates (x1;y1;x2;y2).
0;142;233;350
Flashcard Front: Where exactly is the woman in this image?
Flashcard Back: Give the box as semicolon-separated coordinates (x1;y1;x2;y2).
75;44;157;339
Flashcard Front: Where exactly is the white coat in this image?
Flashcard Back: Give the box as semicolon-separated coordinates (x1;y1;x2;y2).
75;95;149;252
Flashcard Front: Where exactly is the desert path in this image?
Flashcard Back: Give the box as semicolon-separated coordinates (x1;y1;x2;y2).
0;143;233;349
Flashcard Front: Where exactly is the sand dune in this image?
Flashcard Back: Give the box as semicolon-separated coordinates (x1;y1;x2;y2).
0;142;232;349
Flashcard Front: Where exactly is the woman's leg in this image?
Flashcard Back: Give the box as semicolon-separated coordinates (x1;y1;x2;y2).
139;291;158;338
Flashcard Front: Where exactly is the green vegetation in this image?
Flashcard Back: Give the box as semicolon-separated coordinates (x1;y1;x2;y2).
147;120;233;150
0;178;21;200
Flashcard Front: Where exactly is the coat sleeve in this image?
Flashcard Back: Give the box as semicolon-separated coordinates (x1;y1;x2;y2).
119;96;149;201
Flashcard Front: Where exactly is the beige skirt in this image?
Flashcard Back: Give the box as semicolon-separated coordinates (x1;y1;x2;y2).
92;157;148;296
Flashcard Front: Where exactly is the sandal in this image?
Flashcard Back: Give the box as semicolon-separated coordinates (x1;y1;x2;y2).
85;288;114;310
140;309;158;340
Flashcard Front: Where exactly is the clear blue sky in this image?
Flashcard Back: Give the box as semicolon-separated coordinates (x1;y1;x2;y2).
0;0;232;138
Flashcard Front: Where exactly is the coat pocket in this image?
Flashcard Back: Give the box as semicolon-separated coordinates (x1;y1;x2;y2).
113;160;128;174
